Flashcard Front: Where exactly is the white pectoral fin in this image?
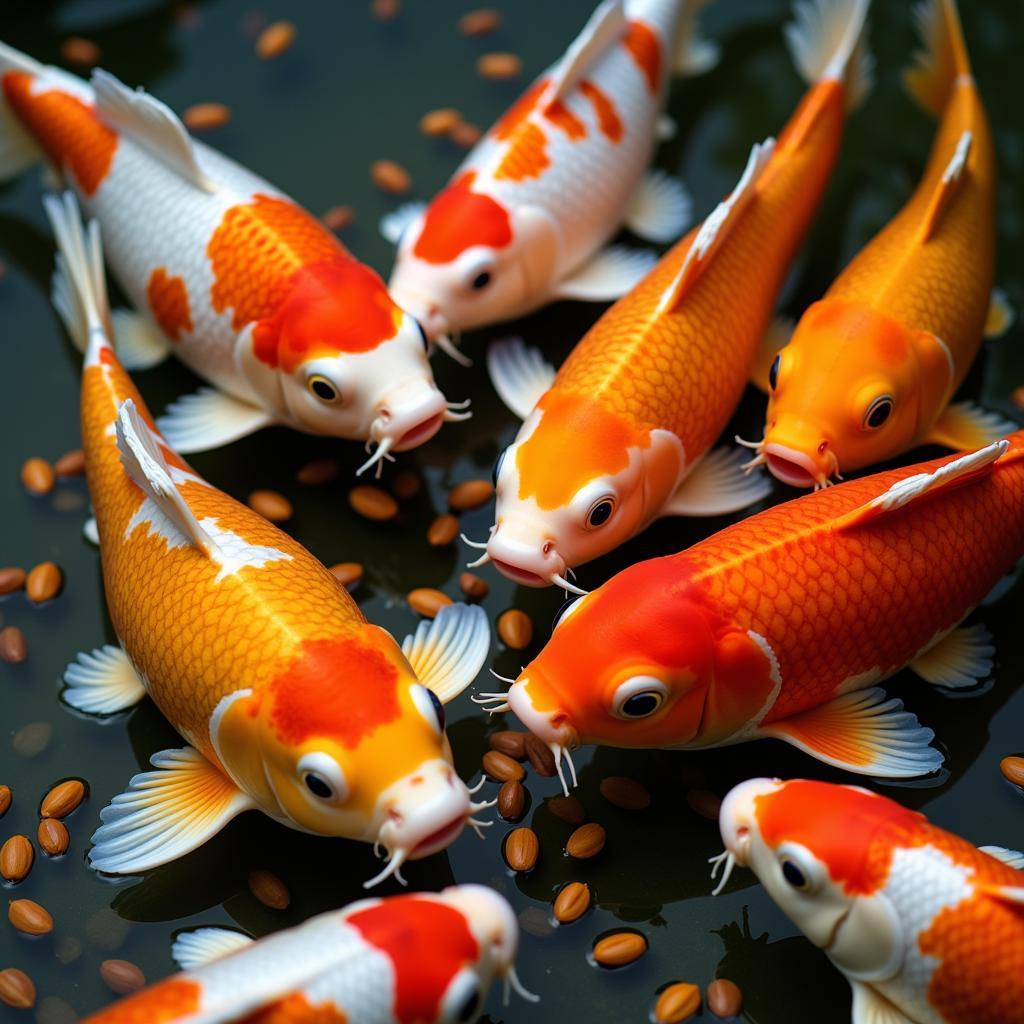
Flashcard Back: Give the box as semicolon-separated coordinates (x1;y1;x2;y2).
979;846;1024;870
156;387;274;453
849;981;915;1024
546;0;627;103
986;287;1016;339
88;747;256;875
673;0;721;76
62;644;146;715
402;603;490;704
624;170;692;243
380;201;427;245
926;402;1017;451
554;245;657;301
110;308;172;369
910;623;994;689
91;69;215;192
116;399;213;552
83;516;99;546
759;687;943;778
172;927;255;971
656;114;678;142
663;447;772;517
486;336;556;419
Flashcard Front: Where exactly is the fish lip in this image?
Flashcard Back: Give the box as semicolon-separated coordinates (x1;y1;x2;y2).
490;558;550;587
407;813;467;860
392;410;445;451
763;443;823;488
821;904;853;953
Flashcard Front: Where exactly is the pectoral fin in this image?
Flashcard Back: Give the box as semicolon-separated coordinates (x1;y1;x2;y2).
486;336;556;419
925;402;1016;451
624;170;692;243
979;845;1024;870
62;644;146;715
663;446;771;517
850;981;915;1024
156;387;275;453
554;245;657;301
910;623;994;689
759;687;943;777
110;308;172;369
985;287;1016;339
380;201;427;246
172;927;254;970
89;747;256;875
402;603;490;703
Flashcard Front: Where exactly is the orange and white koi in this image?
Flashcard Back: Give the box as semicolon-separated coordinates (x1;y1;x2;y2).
44;193;491;885
80;885;536;1024
470;0;872;591
0;43;465;472
384;0;719;347
744;0;1015;490
483;431;1024;791
716;779;1024;1024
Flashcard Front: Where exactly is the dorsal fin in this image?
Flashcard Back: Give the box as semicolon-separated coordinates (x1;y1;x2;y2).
833;439;1009;532
917;129;971;244
545;0;627;105
91;69;216;193
657;138;775;315
115;399;214;553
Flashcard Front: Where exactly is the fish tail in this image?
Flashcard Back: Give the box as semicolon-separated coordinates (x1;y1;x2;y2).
0;41;46;180
784;0;874;111
903;0;972;117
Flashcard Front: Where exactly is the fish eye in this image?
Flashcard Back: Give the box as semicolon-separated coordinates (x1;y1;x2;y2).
471;271;491;290
307;374;339;403
304;773;332;798
586;497;614;529
781;857;809;890
296;752;349;802
611;675;670;720
776;843;823;894
552;594;583;631
863;395;893;429
439;968;482;1024
768;354;781;391
411;683;445;735
492;447;507;487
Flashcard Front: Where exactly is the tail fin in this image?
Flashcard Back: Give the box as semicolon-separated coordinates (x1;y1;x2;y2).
42;191;112;361
904;0;971;117
673;0;721;77
0;41;45;180
784;0;874;111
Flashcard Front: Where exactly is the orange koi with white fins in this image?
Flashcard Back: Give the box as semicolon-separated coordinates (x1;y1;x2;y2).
748;0;1016;490
384;0;719;347
473;0;873;591
716;779;1024;1024
487;432;1024;790
45;193;491;885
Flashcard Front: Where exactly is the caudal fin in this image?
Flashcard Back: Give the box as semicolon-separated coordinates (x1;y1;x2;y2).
0;41;45;180
903;0;971;117
785;0;874;111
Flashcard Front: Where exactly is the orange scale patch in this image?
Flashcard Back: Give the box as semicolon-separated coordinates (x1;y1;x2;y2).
493;121;550;182
580;80;623;143
147;268;193;341
413;171;513;264
544;97;586;140
494;78;548;140
622;20;662;94
239;993;348;1024
269;635;401;748
80;978;202;1023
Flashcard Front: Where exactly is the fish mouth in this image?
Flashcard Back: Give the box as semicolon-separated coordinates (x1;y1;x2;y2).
393;410;445;451
491;558;550;587
763;443;822;489
408;813;468;860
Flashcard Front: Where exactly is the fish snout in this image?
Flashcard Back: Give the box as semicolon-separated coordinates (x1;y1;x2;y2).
506;679;576;750
486;525;565;588
392;284;452;342
372;378;448;452
377;760;470;861
440;884;520;970
718;778;782;865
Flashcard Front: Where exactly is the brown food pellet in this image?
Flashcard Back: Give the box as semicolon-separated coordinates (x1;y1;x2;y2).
496;608;533;650
458;8;502;36
25;562;62;604
248;489;293;523
321;205;355;232
0;567;26;595
53;449;85;477
54;937;82;965
459;572;489;600
687;788;722;821
600;776;651;811
0;627;27;665
654;982;702;1023
497;779;526;821
20;458;54;496
1001;756;1024;787
99;959;146;995
706;979;743;1018
477;52;522;80
592;931;647;967
488;730;527;759
0;968;35;1009
371;0;400;20
482;750;525;783
420;108;461;137
546;794;585;826
553;881;590;924
37;819;70;857
40;779;86;819
370;159;412;195
248;869;290;910
85;908;129;951
183;102;232;131
296;459;339;485
60;36;101;67
566;822;606;859
8;898;53;935
12;723;52;759
329;562;364;589
450;120;483;148
524;734;556;777
0;836;33;883
255;20;296;59
391;471;421;500
503;826;539;871
448;479;494;511
349;485;399;521
1012;386;1024;412
407;588;453;618
35;996;77;1024
0;786;10;818
427;514;460;547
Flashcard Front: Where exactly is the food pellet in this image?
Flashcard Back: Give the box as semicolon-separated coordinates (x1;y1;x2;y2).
85;908;130;950
458;8;502;36
391;471;421;500
183;102;232;131
459;572;489;600
0;627;27;665
477;52;522;79
248;489;293;523
420;108;461;137
12;722;52;758
255;20;296;59
248;869;290;910
525;735;556;777
566;822;606;859
296;458;339;485
370;159;412;195
41;779;86;819
497;779;526;821
0;968;35;1009
53;449;85;476
0;786;10;817
100;959;146;995
427;514;460;546
407;588;452;618
20;458;54;496
518;905;554;938
553;881;590;923
1012;386;1024;411
1000;755;1024;787
448;479;494;510
25;562;62;604
0;835;33;883
482;750;525;783
35;996;78;1024
371;0;400;21
600;776;651;811
329;562;364;588
8;898;53;935
37;819;70;857
654;982;702;1023
349;486;399;521
450;120;482;148
489;730;526;759
546;794;585;826
706;979;743;1018
0;567;26;595
54;937;82;964
686;788;722;821
503;827;539;871
592;931;647;967
59;36;100;66
497;609;533;649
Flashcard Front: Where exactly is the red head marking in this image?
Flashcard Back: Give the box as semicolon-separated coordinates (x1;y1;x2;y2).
269;636;401;748
147;268;193;341
413;172;513;265
622;21;662;94
348;897;479;1024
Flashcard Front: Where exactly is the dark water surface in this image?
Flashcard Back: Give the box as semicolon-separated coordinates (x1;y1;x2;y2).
2;1;1023;1021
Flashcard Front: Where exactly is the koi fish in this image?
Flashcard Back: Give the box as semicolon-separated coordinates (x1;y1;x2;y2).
80;885;535;1024
383;0;720;349
744;0;1015;490
482;431;1024;791
0;44;465;472
715;778;1024;1024
470;0;873;591
44;193;491;885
